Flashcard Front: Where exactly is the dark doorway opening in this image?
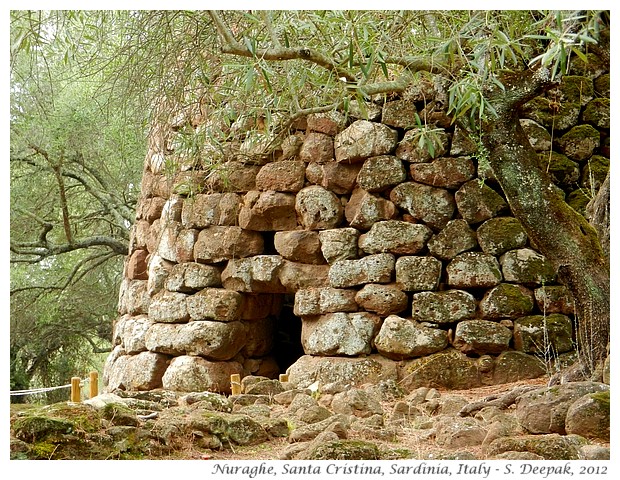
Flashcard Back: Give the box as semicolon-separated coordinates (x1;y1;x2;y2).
272;294;305;373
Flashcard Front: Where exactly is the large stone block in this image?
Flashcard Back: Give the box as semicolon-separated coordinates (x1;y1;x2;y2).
113;314;154;355
398;349;482;390
345;188;397;230
148;290;189;323
222;256;286;293
513;314;574;355
476;217;528;256
286;354;398;389
145;320;246;360
410;157;475;189
295;186;344;230
354;283;408;315
396;128;449;162
411;290;476;324
318;228;360;264
294;287;358;316
446;252;503;288
500;248;557;286
357;155;406;192
307;111;347;136
118;279;150;316
241;316;275;357
106;351;170;391
238;191;298;231
162;355;244;393
206;161;261;192
306;161;361;194
427;219;478;260
381;98;417;128
278;261;330;293
334;120;398;163
395;256;442;291
453;319;512;355
186;288;245;322
534;286;575;315
358;220;432;255
255;160;306;192
194;226;264;263
390;182;455;230
557;124;600;161
329;253;395;288
175;228;198;263
157;220;182;262
299;132;335;163
454;180;508;224
479;283;534;319
166;262;222;293
126;249;149;280
274;230;326;264
375;315;448;360
147;255;173;297
181;193;241;228
520;119;552;152
492;351;547;384
301;312;382;356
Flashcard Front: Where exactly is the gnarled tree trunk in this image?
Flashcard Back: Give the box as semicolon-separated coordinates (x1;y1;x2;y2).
480;68;610;371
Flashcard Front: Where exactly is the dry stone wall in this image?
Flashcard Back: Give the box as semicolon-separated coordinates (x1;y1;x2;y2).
105;67;609;394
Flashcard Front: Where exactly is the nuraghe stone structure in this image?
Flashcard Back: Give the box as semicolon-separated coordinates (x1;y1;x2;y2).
104;67;609;394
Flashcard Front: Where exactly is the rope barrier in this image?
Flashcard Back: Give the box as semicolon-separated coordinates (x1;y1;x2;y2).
10;372;98;401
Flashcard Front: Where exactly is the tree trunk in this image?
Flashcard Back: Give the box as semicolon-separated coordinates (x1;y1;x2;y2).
481;69;610;371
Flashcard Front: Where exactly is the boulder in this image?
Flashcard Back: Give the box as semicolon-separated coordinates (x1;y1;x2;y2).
181;192;241;228
539;152;580;186
299;132;335;163
452;320;512;355
533;286;575;315
565;390;610;441
500;248;556;285
126;249;148;280
515;382;609;434
113;314;153;354
476;217;528;256
398;349;482;390
427;219;478;260
358;220;432;255
374;315;448;360
479;283;535;319
106;351;170;391
186;288;245;322
334;120;398;163
144;321;246;360
318;228;360;264
450;125;477;156
148;291;189;323
435;417;488;449
285;355;399;389
255;160;306;192
157;220;182;262
301;312;382;356
513;314;574;355
487;434;586;460
411;290;476;324
328;253;395;288
161;356;243;394
357;155;406;192
307;440;380;460
306;161;361;194
278;261;330;293
446;252;503;288
390;182;455;230
238;191;298;231
206;161;261;192
118;279;150;316
520;118;552;152
556;124;600;161
295;185;344;230
274;230;326;264
166;262;222;292
331;388;384;418
381;98;417;128
222;256;286;293
396;128;449;162
345;188;397;229
582;98;610;129
294;287;358;316
395;256;442;291
354;284;408;315
194;226;264;263
410;157;475;189
307;111;347;136
454;180;508;224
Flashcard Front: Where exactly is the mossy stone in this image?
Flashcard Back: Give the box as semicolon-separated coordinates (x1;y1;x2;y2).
569;52;607;78
513;314;574;355
308;439;381;460
594;73;610;97
479;283;534;319
582;98;610;129
566;189;590;216
521;97;580;131
477;217;528;255
580;155;609;192
556;124;600;161
556;75;594;105
538;152;580;185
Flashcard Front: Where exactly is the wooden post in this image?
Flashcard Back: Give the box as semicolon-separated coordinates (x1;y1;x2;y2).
279;373;289;383
89;371;99;399
70;377;81;403
230;374;241;395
